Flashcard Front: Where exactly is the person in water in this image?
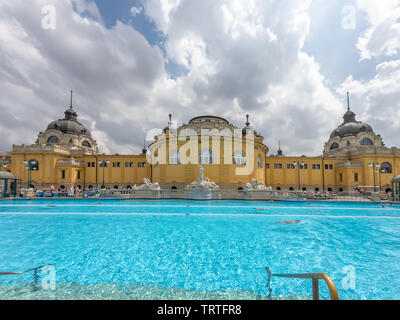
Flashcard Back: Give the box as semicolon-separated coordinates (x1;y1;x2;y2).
277;220;301;224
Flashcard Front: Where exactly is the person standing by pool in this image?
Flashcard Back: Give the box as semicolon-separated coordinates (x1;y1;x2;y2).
75;186;80;197
68;185;75;197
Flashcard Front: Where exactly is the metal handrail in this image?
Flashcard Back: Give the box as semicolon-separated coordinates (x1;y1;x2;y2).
0;265;51;276
266;268;339;300
0;264;52;290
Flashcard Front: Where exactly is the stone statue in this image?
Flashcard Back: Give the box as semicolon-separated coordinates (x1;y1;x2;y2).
245;179;272;191
133;178;161;191
199;165;204;180
185;167;220;191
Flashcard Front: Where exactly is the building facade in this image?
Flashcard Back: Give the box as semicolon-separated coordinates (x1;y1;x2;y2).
7;98;400;193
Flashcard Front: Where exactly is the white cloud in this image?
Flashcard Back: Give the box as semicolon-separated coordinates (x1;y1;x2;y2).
143;0;341;155
356;0;400;60
143;0;181;33
130;6;143;17
337;59;400;144
0;0;361;157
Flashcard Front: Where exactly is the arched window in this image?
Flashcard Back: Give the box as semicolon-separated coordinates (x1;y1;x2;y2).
360;138;373;146
330;143;339;150
47;136;60;144
199;149;215;164
127;185;132;189
114;185;119;189
169;150;180;165
381;162;392;173
82;140;91;148
257;155;262;168
289;187;294;191
233;151;246;165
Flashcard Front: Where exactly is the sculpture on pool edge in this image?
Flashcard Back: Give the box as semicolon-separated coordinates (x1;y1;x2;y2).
245;179;272;191
133;178;161;191
185;165;220;190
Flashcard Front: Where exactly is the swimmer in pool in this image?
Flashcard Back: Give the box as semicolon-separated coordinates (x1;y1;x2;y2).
254;208;267;211
46;205;56;208
276;220;301;224
98;202;102;205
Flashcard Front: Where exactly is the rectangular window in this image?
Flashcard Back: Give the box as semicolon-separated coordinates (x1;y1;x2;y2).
138;162;146;168
62;170;65;179
274;164;282;169
354;173;359;182
77;171;81;180
99;162;108;168
340;173;343;182
329;164;333;170
125;162;129;168
265;164;269;169
88;162;91;168
300;164;307;170
117;162;120;168
312;164;321;170
325;164;329;170
130;162;134;167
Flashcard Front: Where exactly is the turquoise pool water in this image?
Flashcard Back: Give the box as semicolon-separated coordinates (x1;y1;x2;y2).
0;199;399;300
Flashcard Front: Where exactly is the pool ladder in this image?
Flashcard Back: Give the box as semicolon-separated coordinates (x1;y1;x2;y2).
0;265;52;289
266;267;339;300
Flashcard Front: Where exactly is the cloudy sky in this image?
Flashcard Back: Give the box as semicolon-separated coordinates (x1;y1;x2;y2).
0;0;399;156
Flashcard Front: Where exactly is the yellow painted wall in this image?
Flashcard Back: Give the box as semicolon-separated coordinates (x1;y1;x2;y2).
10;150;400;191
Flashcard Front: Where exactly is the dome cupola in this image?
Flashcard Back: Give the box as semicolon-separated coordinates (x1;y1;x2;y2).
242;114;255;136
329;92;374;139
45;91;91;137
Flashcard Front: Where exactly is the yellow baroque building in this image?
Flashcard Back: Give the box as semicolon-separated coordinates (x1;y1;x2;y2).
5;99;400;194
